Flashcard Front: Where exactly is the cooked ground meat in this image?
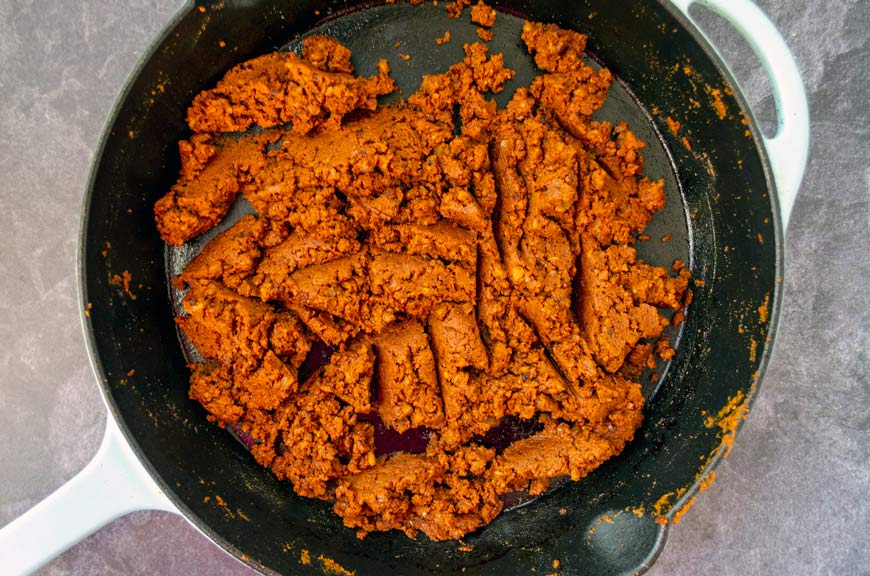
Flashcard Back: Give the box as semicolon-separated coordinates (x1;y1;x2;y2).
156;21;690;542
374;320;445;432
470;0;496;28
186;36;394;135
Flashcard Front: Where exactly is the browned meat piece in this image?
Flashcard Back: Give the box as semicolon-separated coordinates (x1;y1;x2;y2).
244;183;346;230
428;302;493;447
514;220;599;388
289;305;360;347
254;216;360;301
528;128;580;236
428;302;488;372
402;475;502;541
409;43;513;131
478;339;633;430
188;362;245;424
627;258;692;310
177;134;216;181
302;35;353;74
242;106;453;224
575;155;666;246
186;50;395;135
179;289;301;411
369;252;475;319
494;106;580;251
474;234;515;376
188;349;297;417
370;222;477;264
316;338;376;414
334;452;446;537
176;280;274;371
488;414;640;496
438;187;490;231
455;42;514;95
521;21;588;74
544;370;645;435
490;120;529;269
491;111;599;389
578;238;673;372
334;449;503;541
656;336;676;361
269;311;312;369
242;406;284;468
345;188;405;229
270;380;375;499
238;350;298;411
530;67;613;122
393;184;442;226
286;254;368;323
174;214;266;290
373;321;444;432
440;137;498;215
487;346;567;421
621;342;656;380
154;134;269;246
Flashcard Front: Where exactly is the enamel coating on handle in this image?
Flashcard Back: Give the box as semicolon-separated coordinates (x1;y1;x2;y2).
0;415;175;576
670;0;810;230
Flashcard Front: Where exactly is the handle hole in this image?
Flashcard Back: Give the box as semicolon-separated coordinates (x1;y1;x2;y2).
688;4;777;138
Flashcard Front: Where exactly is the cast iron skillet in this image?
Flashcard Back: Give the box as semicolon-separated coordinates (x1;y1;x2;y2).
71;0;800;574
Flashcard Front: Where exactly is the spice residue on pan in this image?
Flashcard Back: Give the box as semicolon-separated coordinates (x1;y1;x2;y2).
705;391;750;458
758;293;770;324
707;86;728;120
318;555;356;576
698;469;716;492
109;269;137;300
670;495;696;525
652;487;684;521
670;470;716;525
154;11;691;542
204;494;237;518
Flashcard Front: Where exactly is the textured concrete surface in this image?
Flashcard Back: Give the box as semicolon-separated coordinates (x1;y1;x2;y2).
0;0;867;574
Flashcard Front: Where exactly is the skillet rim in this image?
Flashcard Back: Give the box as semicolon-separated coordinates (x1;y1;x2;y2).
76;1;786;573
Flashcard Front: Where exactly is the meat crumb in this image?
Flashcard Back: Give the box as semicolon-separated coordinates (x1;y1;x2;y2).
446;0;471;18
471;0;496;27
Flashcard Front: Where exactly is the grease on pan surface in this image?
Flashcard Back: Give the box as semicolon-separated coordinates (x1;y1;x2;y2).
155;19;690;541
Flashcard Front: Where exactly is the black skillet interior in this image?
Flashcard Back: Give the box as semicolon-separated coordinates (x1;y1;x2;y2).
82;1;780;574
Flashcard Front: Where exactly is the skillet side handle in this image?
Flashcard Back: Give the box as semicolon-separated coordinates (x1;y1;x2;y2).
0;415;175;576
670;0;810;230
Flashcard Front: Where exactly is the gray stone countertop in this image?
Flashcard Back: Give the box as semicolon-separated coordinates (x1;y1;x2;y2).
1;0;867;574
